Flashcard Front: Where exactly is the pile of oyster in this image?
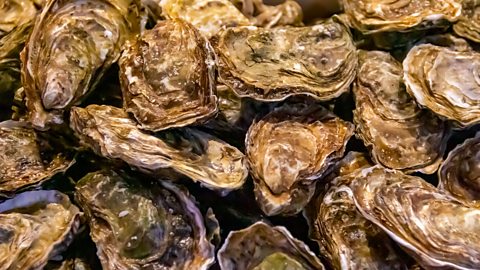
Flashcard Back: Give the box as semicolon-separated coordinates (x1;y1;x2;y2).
2;0;480;269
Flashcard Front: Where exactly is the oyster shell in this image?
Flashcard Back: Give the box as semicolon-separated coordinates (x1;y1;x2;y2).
76;170;215;270
343;0;462;34
160;0;251;39
0;190;81;269
214;18;357;101
0;0;36;37
403;44;480;127
438;132;480;207
217;221;325;270
246;103;354;216
70;105;248;194
453;0;480;43
354;50;448;174
119;19;217;131
0;121;73;196
351;165;480;269
22;0;143;130
304;152;408;269
230;0;303;28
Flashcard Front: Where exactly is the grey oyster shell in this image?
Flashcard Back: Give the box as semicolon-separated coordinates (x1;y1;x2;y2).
217;221;325;270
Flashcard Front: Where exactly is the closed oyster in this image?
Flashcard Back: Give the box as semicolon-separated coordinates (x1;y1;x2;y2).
0;121;73;196
230;0;303;28
0;190;81;269
453;0;480;43
119;19;217;131
304;152;407;269
76;170;215;270
403;44;480;127
343;0;461;34
70;105;248;193
0;0;36;37
217;221;325;270
351;166;480;269
246;103;354;216
160;0;251;39
438;133;480;207
214;18;357;101
354;50;448;174
22;0;142;130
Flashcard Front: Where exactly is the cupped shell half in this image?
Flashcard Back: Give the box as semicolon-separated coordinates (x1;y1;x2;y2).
0;121;73;196
160;0;251;39
230;0;303;28
343;0;461;34
453;0;480;43
351;165;480;270
246;103;354;216
214;18;357;102
70;105;248;194
119;19;217;132
354;50;449;174
22;0;142;130
217;221;325;270
76;170;215;270
304;152;408;270
403;44;480;127
438;132;480;207
0;190;82;270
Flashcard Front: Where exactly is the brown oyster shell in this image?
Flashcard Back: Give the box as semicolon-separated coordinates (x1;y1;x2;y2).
343;0;462;34
21;0;142;130
354;50;448;174
160;0;251;39
0;0;36;37
214;18;357;102
246;103;354;216
304;152;408;269
403;44;480;127
453;0;480;43
119;19;217;131
217;221;325;270
0;121;73;196
76;170;215;270
69;105;248;194
438;133;480;207
0;190;81;270
351;165;480;269
230;0;303;28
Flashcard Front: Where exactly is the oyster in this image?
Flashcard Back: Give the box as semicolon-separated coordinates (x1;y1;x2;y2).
70;105;248;193
0;0;36;37
214;18;357;101
246;103;354;216
351;166;480;269
343;0;462;34
354;50;448;174
0;190;81;269
230;0;303;28
217;221;325;270
75;170;215;270
119;19;217;131
160;0;251;39
0;121;73;196
403;44;480;127
453;0;480;43
22;0;142;130
304;152;408;269
438;133;480;207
